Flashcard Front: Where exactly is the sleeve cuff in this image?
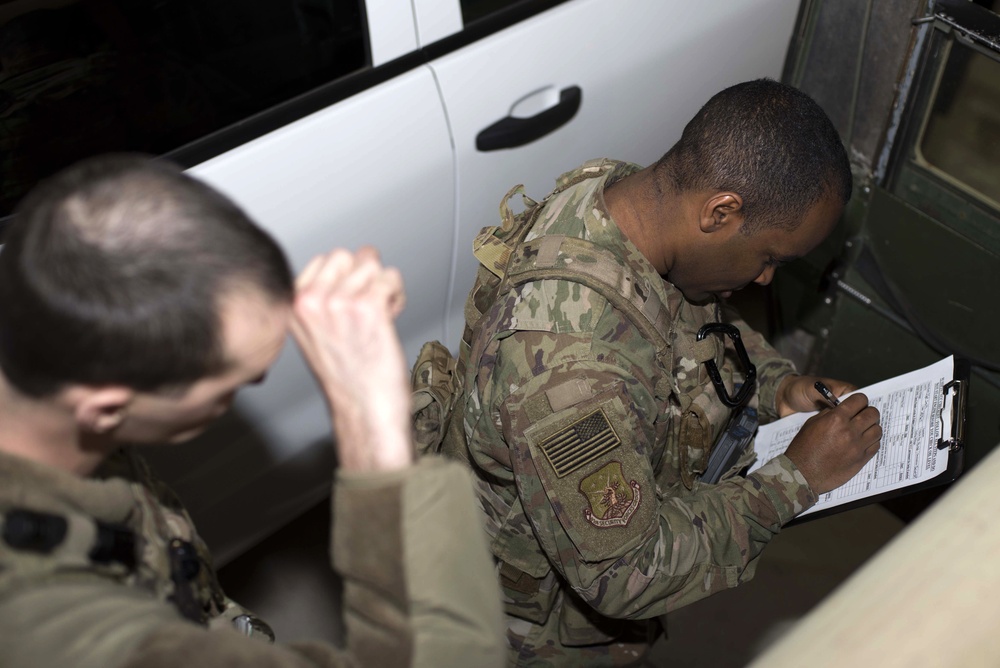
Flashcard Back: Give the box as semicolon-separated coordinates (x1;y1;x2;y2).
334;455;451;488
757;361;798;421
747;454;818;525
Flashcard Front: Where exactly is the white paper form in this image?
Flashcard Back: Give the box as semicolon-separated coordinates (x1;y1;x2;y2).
748;356;955;516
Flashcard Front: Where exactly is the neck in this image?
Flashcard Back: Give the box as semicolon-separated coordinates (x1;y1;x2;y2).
0;376;111;476
603;165;682;276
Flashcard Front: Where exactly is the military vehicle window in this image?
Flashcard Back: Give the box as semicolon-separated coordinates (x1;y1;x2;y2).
460;0;522;24
916;42;1000;211
0;0;367;216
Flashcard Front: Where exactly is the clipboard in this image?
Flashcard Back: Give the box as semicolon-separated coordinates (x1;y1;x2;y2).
780;356;969;526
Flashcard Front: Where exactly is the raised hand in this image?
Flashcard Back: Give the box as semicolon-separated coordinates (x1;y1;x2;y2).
291;247;413;472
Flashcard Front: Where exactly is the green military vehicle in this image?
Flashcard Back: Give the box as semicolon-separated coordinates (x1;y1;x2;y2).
762;0;1000;518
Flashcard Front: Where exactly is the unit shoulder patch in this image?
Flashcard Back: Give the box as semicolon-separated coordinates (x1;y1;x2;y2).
516;385;658;559
578;461;641;528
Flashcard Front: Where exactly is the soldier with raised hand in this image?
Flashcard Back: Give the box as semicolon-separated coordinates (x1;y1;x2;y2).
0;154;505;668
440;79;882;665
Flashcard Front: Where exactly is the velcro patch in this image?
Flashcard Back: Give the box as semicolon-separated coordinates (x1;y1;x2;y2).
539;408;621;477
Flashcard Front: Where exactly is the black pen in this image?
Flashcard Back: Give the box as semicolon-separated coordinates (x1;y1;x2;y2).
814;381;841;408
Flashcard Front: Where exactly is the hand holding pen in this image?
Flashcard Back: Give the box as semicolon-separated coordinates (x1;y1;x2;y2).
776;375;857;416
784;388;882;494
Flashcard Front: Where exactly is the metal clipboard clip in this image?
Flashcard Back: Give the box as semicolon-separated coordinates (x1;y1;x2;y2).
937;378;967;451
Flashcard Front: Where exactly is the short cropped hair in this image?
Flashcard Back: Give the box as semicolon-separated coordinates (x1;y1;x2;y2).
655;78;852;234
0;154;293;398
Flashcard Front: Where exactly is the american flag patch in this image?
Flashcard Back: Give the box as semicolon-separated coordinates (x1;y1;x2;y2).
540;408;622;477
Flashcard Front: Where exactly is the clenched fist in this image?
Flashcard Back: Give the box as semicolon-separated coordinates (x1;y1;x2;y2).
291;247;413;472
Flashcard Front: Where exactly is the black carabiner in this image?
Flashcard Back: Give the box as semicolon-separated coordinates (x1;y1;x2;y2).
696;322;757;408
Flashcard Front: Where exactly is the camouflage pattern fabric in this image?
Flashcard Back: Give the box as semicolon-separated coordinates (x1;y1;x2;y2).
450;159;818;665
0;448;238;629
0;450;506;667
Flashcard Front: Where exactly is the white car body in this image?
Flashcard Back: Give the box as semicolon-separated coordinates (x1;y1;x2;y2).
143;0;801;564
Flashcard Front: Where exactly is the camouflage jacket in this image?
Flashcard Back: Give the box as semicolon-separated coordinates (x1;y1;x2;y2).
452;159;818;646
0;450;504;668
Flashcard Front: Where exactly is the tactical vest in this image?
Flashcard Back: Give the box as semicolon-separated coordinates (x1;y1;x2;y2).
415;160;739;470
413;160;757;638
415;162;671;455
0;450;273;641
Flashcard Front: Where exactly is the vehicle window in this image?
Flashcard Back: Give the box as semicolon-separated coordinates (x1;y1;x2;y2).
459;0;522;24
0;0;367;216
916;41;1000;210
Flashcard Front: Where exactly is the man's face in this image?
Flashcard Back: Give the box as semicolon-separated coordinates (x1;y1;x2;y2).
668;193;843;303
114;291;291;444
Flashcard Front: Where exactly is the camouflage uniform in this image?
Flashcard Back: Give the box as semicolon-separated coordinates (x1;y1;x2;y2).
446;159;817;665
0;449;504;668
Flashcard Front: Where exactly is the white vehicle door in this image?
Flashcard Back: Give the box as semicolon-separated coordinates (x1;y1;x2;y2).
143;0;456;564
415;0;802;345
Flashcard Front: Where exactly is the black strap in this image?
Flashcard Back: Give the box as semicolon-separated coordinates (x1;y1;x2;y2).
167;538;206;624
2;509;67;553
89;520;137;570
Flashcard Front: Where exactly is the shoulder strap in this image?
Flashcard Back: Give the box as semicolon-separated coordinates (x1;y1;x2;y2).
469;158;627;281
467;179;674;360
0;506;137;599
503;234;672;354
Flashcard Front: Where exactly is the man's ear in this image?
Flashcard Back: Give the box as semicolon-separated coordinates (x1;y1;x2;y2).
71;386;135;434
698;192;745;234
